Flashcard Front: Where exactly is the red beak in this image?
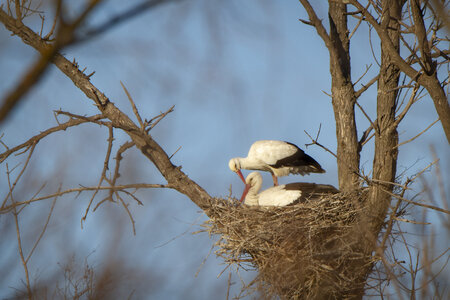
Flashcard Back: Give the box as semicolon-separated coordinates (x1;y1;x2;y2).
240;183;250;203
236;170;246;184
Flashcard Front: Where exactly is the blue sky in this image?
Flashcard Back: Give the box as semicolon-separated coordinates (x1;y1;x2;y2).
0;1;448;298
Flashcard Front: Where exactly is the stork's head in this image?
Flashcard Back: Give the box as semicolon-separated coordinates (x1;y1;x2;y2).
228;158;241;172
240;172;263;203
245;172;263;193
228;158;245;184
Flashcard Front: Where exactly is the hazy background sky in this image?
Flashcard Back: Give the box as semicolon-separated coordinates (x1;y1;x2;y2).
0;0;448;298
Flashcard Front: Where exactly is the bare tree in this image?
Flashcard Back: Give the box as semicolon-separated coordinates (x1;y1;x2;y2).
297;0;449;298
0;0;448;299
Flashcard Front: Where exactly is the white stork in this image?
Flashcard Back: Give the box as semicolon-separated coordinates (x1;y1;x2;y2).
229;140;325;186
240;172;338;206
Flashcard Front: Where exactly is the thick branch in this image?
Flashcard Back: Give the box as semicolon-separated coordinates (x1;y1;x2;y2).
410;0;434;74
328;1;360;191
0;7;213;212
299;1;360;191
298;0;333;50
369;0;403;235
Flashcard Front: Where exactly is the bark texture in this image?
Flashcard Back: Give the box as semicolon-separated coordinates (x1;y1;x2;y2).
299;0;360;192
352;0;405;297
328;1;360;192
368;0;403;234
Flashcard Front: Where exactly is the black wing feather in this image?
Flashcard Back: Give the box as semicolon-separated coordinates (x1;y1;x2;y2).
270;142;325;174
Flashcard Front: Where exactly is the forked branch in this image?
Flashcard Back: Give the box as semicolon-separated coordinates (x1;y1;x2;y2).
0;6;213;212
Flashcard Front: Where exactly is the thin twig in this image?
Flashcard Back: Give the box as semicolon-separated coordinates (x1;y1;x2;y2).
379;177;412;251
169;146;182;159
0;1;102;124
358;122;376;148
304;128;337;158
42;1;59;40
385;189;449;215
1;183;169;213
393;217;431;225
1;143;37;209
120;81;144;129
81;125;114;226
119;189;143;206
147;105;175;131
355;74;379;98
394;118;439;149
116;192;136;235
348;6;365;40
298;18;314;26
354;64;373;87
26;187;59;263
55;111;109;125
109;141;135;200
429;146;448;212
355;101;376;133
0;114;106;163
7;163;32;298
394;84;420;127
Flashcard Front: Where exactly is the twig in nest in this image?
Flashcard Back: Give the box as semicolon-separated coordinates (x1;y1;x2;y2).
202;192;367;299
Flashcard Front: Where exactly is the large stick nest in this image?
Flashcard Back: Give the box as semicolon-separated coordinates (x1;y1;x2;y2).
203;190;370;299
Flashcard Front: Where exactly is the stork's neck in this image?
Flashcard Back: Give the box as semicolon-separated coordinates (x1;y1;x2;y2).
238;157;264;170
244;194;259;206
244;179;262;206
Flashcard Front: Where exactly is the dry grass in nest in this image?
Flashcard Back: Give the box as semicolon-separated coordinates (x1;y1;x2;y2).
202;190;369;299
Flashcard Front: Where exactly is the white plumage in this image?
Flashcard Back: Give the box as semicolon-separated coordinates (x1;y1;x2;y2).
240;172;338;207
229;140;325;186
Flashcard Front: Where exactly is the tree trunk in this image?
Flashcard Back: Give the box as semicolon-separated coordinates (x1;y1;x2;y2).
368;0;403;234
328;1;360;192
353;1;405;297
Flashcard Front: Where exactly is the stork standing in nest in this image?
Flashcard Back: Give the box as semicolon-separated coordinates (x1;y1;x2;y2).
229;140;325;186
240;172;338;206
